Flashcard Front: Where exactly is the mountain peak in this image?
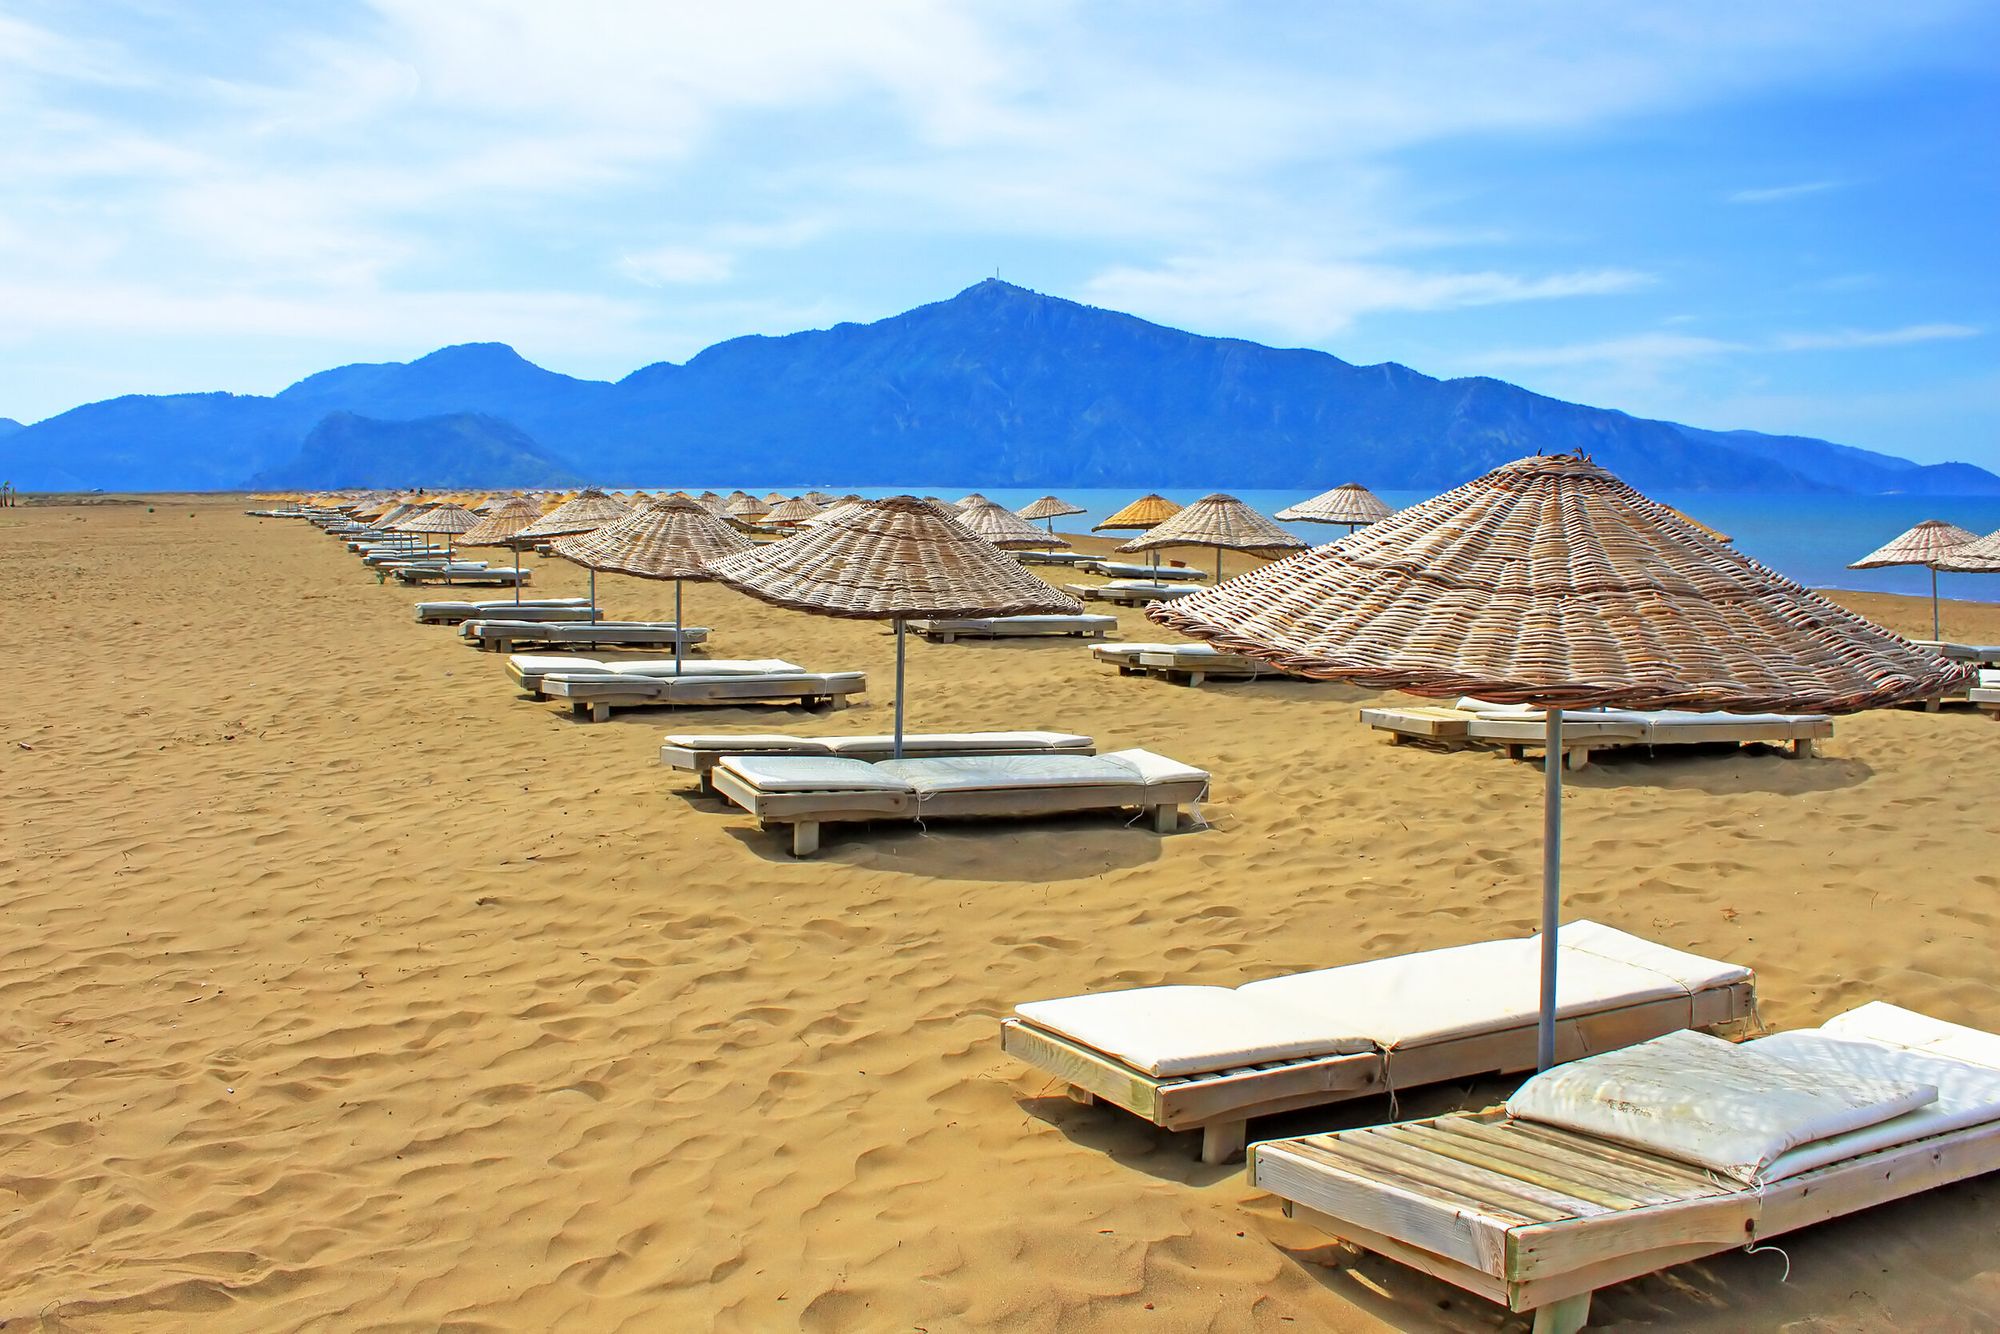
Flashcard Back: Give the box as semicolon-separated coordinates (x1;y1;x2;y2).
409;341;533;369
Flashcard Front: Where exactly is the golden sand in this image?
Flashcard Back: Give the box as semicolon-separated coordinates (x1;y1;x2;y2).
3;500;1997;1330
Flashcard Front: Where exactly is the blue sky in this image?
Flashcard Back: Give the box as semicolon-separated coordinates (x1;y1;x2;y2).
3;2;1996;465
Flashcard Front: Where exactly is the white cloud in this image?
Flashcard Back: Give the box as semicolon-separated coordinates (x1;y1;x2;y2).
1727;179;1846;204
616;246;734;286
1083;257;1652;341
1478;322;1982;370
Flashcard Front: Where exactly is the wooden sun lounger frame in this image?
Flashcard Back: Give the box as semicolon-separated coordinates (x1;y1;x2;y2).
389;567;530;587
1067;583;1203;606
1251;1108;2000;1333
1001;980;1753;1165
460;621;709;653
415;601;598;625
543;673;863;723
1360;706;1827;769
711;766;1206;858
910;618;1115;643
1133;648;1300;687
659;735;1099;789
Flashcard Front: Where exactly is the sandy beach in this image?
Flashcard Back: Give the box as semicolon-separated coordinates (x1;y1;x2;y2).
4;498;1998;1331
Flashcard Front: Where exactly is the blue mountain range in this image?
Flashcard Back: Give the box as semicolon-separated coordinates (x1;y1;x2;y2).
3;280;1992;494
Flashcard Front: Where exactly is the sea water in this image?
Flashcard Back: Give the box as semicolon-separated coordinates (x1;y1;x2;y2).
661;485;2000;603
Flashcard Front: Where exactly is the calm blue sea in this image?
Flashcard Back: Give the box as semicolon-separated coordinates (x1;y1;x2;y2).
664;485;2000;603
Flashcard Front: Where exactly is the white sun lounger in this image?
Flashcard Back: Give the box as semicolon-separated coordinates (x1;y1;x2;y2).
710;748;1209;857
1912;640;2000;667
1014;549;1093;566
660;730;1097;788
1002;921;1754;1164
1091;643;1181;674
1967;668;2000;714
392;565;529;587
414;597;596;625
1251;1003;2000;1333
910;615;1117;643
1067;581;1204;606
1081;560;1206;581
507;655;801;695
543;670;866;722
1089;642;1300;685
1362;699;1831;768
363;550;460;567
461;619;710;652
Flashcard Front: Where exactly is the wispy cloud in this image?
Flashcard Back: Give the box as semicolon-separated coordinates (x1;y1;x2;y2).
1727;179;1846;204
1084;257;1652;341
616;246;734;286
1476;322;1981;369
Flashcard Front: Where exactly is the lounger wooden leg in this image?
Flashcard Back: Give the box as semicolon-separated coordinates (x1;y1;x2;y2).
1151;804;1179;833
790;820;821;857
1200;1119;1247;1164
1188;671;1206;687
1564;746;1590;771
1531;1292;1591;1334
1792;738;1815;758
589;702;610;723
1064;1085;1096;1106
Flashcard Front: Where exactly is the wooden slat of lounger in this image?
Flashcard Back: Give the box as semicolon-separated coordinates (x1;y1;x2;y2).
1497;1120;1723;1189
1428;1119;1698;1207
1284;1135;1554;1223
1253;1140;1519;1275
1349;1127;1621;1218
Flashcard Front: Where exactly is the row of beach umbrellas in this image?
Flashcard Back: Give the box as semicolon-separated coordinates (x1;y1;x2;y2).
312;459;1970;1074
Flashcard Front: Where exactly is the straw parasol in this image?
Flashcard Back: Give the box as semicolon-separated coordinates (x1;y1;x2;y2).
954;492;991;510
708;496;1084;756
459;497;543;604
1850;519;1978;640
1017;495;1087;546
725;495;770;525
1117;493;1305;581
393;502;480;559
1155;452;1969;1071
1663;506;1732;546
1277;482;1393;532
762;496;824;528
1094;493;1184;578
550;497;753;673
1936;528;2000;574
957;498;1070;549
516;488;634;620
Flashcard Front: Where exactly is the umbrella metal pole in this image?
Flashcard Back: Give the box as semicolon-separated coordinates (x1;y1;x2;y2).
1215;544;1223;583
1932;566;1941;640
513;545;522;605
590;568;598;624
893;618;907;759
1537;708;1564;1072
674;579;684;675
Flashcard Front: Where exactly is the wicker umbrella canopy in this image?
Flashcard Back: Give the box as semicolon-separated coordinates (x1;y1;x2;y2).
1155;452;1970;1072
454;497;542;601
550;497;754;669
517;488;630;540
394;502;479;535
761;491;788;505
804;491;838;505
763;496;824;526
1094;493;1182;531
1018;495;1086;521
954;492;991;510
725;495;770;521
709;496;1083;755
1936;528;2000;574
1118;493;1305;581
1276;482;1394;531
1850;519;1978;639
957;498;1069;549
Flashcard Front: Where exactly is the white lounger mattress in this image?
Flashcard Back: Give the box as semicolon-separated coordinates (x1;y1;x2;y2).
916;615;1116;632
512;655;798;679
1505;1008;2000;1185
664;731;1091;759
720;748;1202;796
1015;921;1750;1078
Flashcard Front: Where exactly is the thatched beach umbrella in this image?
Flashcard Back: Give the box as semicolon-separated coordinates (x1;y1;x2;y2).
762;496;824;528
954;492;991;510
394;502;480;559
957;498;1069;549
1094;493;1184;578
1936;528;2000;574
1155;453;1968;1072
708;496;1084;756
725;495;770;525
1017;494;1087;547
1277;482;1394;532
550;496;753;673
1850;519;1978;639
516;488;633;620
459;497;543;604
1118;493;1305;581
